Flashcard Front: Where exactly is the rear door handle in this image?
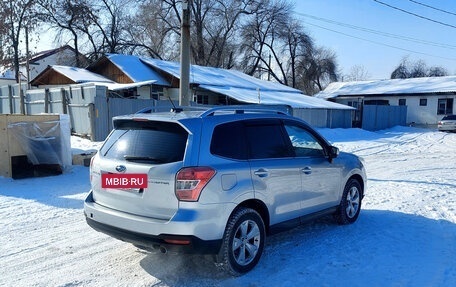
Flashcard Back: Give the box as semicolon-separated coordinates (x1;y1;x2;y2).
254;169;269;178
301;167;312;175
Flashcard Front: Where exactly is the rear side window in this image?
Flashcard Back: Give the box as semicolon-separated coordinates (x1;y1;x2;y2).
211;121;247;160
100;120;188;164
245;121;293;159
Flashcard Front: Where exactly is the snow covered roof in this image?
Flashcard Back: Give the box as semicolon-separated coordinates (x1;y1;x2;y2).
104;54;169;86
140;57;295;91
33;65;114;85
94;79;157;91
199;85;353;109
140;57;353;110
315;76;456;99
27;45;84;63
0;69;16;80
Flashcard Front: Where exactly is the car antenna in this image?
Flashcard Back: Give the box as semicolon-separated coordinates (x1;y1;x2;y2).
168;95;183;113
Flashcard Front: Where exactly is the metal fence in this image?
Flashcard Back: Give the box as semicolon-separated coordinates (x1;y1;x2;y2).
0;83;161;141
1;82;356;141
362;105;407;131
293;108;353;128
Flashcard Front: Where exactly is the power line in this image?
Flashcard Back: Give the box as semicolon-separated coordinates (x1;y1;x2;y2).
407;0;456;17
297;12;456;50
373;0;456;29
302;21;456;62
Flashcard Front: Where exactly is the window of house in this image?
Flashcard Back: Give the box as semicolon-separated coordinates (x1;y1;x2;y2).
151;86;164;100
398;99;406;106
419;99;427;106
365;100;389;105
196;95;209;105
438;98;454;115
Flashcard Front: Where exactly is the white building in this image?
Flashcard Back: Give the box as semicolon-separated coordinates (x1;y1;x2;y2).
20;45;87;82
315;77;456;125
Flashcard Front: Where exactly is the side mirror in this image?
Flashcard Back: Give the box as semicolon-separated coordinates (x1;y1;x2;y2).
328;146;339;162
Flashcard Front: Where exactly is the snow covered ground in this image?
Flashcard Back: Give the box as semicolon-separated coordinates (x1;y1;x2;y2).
1;126;455;287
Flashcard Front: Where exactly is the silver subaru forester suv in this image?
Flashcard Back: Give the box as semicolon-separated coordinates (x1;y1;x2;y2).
84;106;366;275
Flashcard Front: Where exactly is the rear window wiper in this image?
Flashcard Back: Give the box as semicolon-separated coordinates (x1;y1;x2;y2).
123;155;165;163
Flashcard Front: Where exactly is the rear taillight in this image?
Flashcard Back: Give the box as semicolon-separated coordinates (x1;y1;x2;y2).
175;167;216;202
89;154;96;183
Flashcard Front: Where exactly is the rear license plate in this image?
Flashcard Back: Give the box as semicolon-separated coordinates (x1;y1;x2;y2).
102;174;148;189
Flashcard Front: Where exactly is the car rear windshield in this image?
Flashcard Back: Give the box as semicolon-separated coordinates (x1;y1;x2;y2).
99;120;188;164
443;115;456;120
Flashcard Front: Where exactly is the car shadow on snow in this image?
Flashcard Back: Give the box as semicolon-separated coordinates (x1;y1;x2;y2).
138;210;455;287
0;165;90;209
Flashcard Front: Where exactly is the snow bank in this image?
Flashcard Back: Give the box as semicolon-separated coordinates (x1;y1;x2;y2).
1;127;455;286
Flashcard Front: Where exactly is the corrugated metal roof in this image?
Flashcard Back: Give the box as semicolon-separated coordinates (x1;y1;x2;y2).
315;76;456;99
140;57;300;93
105;54;170;86
199;85;354;110
136;56;353;110
95;79;157;91
51;65;114;83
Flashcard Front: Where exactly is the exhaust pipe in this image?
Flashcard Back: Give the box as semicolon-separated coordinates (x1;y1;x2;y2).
159;246;168;254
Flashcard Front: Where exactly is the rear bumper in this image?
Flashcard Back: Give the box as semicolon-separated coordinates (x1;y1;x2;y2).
85;216;222;254
84;191;230;254
438;125;456;131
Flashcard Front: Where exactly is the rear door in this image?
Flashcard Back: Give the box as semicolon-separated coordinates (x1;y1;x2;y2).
245;119;304;225
91;119;188;220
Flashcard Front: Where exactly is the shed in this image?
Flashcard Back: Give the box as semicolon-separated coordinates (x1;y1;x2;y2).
30;65;114;87
87;54;170;100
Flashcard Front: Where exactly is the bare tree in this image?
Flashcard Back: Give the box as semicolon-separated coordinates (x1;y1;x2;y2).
36;0;92;67
192;0;257;68
240;0;291;78
83;0;140;59
135;0;258;67
278;20;313;88
1;0;341;95
0;0;39;81
41;0;142;61
239;0;338;94
428;66;448;77
0;6;8;63
391;57;448;79
125;0;179;59
345;65;371;81
297;47;338;95
240;0;316;88
390;60;409;79
409;59;427;78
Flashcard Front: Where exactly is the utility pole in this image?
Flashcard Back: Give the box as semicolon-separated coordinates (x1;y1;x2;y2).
19;72;25;114
25;26;31;89
179;0;191;106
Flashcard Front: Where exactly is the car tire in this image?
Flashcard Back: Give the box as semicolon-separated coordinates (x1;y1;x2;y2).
334;178;362;225
217;207;265;276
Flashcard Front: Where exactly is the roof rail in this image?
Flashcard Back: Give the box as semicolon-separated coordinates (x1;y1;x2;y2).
199;105;292;117
135;105;208;114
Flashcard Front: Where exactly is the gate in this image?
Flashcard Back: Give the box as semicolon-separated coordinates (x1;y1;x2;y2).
362;105;407;131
